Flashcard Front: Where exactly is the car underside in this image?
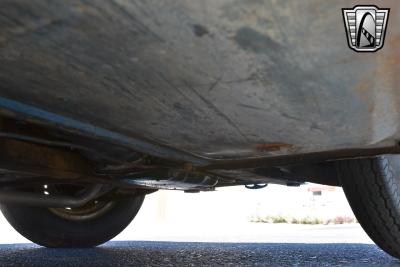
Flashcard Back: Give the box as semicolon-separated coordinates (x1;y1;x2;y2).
1;0;400;259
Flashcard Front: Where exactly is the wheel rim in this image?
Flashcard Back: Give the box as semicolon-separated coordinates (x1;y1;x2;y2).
48;200;115;221
42;184;115;221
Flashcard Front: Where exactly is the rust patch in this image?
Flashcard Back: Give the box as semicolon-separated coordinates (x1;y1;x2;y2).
355;77;370;94
0;138;92;179
183;163;194;172
255;142;293;152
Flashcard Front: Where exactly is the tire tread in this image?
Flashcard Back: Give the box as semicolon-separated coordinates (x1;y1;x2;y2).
339;156;400;257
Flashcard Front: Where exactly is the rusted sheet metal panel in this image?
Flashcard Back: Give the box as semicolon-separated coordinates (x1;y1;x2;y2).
0;1;399;161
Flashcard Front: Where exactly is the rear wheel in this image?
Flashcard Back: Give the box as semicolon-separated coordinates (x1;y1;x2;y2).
0;185;145;248
337;155;400;258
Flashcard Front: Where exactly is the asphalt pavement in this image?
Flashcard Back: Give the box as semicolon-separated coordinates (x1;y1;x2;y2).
0;241;399;267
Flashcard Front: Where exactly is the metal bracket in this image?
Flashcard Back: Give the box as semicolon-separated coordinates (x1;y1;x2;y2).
245;183;268;190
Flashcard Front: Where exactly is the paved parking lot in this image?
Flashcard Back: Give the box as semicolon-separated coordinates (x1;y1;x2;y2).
0;224;398;266
0;241;397;267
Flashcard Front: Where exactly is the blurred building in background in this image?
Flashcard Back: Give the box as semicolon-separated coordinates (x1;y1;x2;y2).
138;183;356;226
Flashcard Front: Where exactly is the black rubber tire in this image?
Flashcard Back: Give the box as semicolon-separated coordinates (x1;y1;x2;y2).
337;155;400;258
0;195;144;248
